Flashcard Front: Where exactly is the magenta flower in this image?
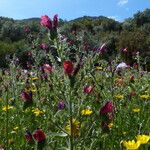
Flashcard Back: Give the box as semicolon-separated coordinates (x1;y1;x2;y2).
40;43;49;50
25;130;33;142
43;64;53;73
40;15;52;29
83;85;93;94
58;100;65;110
21;91;32;103
100;101;113;115
53;14;58;28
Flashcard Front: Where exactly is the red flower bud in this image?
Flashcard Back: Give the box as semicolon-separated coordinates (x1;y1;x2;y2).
63;61;74;76
100;101;113;115
33;129;46;143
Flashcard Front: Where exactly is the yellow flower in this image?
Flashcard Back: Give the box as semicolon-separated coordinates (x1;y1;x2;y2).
108;123;113;129
140;95;149;100
65;119;80;137
0;98;2;101
132;108;140;113
136;135;150;144
11;127;19;134
114;94;124;100
123;140;140;150
32;108;44;116
81;109;93;116
31;77;39;81
13;127;19;131
96;66;103;71
2;105;13;111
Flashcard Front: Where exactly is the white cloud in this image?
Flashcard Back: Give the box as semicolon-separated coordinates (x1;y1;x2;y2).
108;16;120;21
118;0;128;6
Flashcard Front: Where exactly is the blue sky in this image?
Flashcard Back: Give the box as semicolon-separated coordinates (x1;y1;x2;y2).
0;0;150;21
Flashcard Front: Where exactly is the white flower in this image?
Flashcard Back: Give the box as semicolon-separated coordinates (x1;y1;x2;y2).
116;62;128;71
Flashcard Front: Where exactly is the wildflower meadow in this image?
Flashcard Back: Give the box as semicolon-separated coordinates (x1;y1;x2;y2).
0;14;150;150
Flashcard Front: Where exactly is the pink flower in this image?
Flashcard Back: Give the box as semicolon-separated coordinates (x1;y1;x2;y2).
83;85;93;94
43;64;53;73
24;26;30;33
100;101;113;115
40;15;52;29
40;43;48;50
122;48;128;53
53;14;58;28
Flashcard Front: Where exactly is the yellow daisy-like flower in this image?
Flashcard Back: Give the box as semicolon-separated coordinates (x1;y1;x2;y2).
132;108;140;113
123;140;140;150
65;119;80;137
32;108;44;116
136;135;150;144
81;109;93;116
140;95;149;100
108;123;113;129
114;94;124;100
2;105;13;111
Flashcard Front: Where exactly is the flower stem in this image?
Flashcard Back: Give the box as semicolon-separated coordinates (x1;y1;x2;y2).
69;87;73;150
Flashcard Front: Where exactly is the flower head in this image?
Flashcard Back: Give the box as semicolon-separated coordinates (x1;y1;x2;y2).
114;94;124;100
116;62;128;71
21;91;32;103
81;108;93;116
2;105;13;111
123;140;140;150
140;95;149;100
58;100;65;110
33;128;46;142
132;108;140;113
65;119;80;137
100;101;113;115
53;14;58;28
136;135;150;144
83;85;93;94
63;61;74;76
42;64;53;73
41;15;52;29
25;130;33;142
40;43;49;50
32;108;44;116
